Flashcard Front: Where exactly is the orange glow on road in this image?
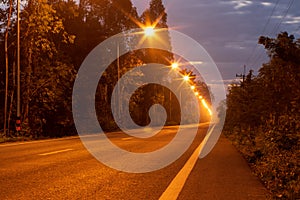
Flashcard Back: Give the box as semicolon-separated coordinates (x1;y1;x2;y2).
201;99;212;116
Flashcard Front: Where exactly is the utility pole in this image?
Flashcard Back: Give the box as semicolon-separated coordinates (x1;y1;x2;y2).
236;65;246;82
3;0;14;137
117;43;120;120
16;0;21;133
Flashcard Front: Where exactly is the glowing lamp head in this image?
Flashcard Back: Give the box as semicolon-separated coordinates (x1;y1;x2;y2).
195;92;199;96
144;26;155;37
183;75;190;81
171;62;179;69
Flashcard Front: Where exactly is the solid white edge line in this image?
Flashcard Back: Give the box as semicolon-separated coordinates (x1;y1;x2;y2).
159;124;216;200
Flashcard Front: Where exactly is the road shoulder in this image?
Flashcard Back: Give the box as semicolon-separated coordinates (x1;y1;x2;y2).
178;135;271;199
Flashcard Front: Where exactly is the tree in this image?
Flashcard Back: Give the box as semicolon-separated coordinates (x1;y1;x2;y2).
258;32;300;124
225;32;300;198
137;0;176;125
3;0;13;136
226;70;264;132
140;0;172;64
67;0;139;70
20;0;75;137
142;0;168;28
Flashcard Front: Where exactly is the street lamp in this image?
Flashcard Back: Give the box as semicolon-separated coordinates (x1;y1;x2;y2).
171;62;178;70
144;26;155;37
183;75;189;81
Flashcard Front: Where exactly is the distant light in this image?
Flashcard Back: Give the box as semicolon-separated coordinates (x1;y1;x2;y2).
183;75;190;81
199;95;203;99
171;62;179;69
201;99;212;116
191;85;195;90
144;27;155;37
194;91;199;96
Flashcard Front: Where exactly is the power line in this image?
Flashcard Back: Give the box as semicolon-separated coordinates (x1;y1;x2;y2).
246;0;280;67
261;0;281;37
249;0;295;68
269;0;295;36
252;48;267;68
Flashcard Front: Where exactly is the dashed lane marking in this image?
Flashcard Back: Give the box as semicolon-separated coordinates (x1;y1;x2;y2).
38;148;74;156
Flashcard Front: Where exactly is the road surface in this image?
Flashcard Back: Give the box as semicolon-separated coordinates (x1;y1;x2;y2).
0;124;269;199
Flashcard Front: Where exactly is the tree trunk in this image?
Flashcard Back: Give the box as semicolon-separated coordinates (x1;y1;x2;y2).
7;59;16;134
23;44;33;129
4;0;13;137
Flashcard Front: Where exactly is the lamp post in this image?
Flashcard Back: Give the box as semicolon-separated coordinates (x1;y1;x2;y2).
168;63;193;122
116;42;120;121
142;26;157;123
167;62;181;122
16;0;21;133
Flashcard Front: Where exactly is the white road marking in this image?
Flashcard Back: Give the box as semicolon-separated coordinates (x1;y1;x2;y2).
159;124;215;200
159;143;202;200
121;137;132;141
0;136;79;147
38;148;74;156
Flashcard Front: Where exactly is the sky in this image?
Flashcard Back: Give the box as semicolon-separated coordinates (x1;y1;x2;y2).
131;0;300;82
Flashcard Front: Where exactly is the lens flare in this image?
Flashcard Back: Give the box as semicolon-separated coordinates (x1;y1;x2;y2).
171;62;179;69
183;75;190;81
144;26;155;37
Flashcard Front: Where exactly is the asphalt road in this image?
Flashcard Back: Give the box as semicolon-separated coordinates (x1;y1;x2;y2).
0;124;269;199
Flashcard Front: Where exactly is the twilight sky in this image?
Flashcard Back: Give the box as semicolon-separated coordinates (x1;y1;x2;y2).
132;0;300;82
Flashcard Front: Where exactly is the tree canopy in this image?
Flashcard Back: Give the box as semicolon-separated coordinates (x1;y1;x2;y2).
225;32;300;199
0;0;211;137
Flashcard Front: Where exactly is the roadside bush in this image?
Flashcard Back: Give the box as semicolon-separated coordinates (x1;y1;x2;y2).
225;114;300;199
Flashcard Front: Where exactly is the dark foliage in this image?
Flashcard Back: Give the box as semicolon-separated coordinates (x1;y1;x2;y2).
225;32;300;199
